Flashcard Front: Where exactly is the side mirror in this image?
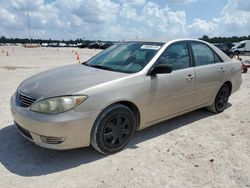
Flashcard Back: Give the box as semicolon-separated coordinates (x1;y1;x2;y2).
148;64;172;75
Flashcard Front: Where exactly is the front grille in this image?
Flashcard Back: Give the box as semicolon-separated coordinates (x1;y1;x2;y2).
14;122;33;140
40;135;66;144
16;92;36;108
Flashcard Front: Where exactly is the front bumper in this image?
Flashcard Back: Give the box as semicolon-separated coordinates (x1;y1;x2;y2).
10;95;101;150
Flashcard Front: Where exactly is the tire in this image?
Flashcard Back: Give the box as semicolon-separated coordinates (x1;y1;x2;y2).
207;84;230;113
242;68;248;73
234;51;240;56
91;104;136;154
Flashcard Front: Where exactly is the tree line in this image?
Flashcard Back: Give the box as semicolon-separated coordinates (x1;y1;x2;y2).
199;35;250;43
1;35;250;44
0;36;109;44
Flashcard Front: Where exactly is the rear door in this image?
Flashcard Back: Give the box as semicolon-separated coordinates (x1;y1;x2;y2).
190;42;226;106
143;42;196;125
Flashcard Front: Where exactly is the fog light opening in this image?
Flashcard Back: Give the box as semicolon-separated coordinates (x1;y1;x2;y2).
40;135;66;144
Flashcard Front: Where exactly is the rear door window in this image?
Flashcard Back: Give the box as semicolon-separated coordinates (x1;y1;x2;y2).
191;42;220;66
214;53;222;63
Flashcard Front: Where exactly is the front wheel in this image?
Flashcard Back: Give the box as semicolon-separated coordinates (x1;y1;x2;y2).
207;84;230;113
91;104;136;154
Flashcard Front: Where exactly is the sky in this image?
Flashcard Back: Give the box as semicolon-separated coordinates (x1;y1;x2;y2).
0;0;250;40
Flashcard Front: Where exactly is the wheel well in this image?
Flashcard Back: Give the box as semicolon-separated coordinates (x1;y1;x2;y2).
115;101;141;129
224;81;232;95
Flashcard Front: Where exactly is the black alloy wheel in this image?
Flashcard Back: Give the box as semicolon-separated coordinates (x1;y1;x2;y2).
242;68;248;73
207;84;231;113
91;104;136;154
215;85;230;112
102;114;131;149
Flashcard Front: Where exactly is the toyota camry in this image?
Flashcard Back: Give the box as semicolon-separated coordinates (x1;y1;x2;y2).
10;39;242;154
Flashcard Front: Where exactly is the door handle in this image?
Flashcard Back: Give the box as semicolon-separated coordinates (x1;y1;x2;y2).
219;67;225;72
186;74;195;82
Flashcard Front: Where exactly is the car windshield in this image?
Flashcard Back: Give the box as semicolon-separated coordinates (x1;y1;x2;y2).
84;42;164;73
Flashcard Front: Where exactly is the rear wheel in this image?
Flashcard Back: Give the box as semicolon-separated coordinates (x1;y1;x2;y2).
207;84;230;113
234;51;240;56
91;104;136;154
242;67;248;73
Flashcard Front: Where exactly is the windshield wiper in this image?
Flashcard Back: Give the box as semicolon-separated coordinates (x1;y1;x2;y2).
85;64;114;71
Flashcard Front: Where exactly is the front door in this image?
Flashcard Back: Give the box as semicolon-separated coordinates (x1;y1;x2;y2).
142;42;196;126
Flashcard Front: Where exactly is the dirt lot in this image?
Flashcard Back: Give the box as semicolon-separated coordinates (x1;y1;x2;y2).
0;46;249;188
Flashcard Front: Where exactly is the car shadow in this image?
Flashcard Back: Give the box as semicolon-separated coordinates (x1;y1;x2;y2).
129;103;231;147
0;104;231;177
0;125;103;176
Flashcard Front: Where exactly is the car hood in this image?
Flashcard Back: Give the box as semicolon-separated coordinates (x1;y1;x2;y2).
18;64;128;99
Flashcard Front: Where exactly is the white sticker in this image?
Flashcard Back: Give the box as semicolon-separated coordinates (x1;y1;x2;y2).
141;45;161;50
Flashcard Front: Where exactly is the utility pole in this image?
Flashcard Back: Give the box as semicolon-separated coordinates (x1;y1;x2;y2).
27;12;31;44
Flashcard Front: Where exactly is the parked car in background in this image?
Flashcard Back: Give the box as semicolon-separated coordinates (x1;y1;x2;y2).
77;41;91;48
231;40;250;55
88;42;101;49
99;42;113;49
10;39;242;154
77;41;114;49
214;42;234;57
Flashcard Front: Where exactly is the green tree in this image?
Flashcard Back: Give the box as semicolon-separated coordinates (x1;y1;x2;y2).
200;35;210;42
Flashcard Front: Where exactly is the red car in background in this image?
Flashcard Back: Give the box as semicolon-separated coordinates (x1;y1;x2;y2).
242;60;250;73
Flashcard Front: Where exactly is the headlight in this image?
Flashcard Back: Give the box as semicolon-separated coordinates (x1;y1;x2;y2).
30;95;87;114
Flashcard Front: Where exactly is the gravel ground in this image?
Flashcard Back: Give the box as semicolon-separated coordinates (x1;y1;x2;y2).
0;46;249;188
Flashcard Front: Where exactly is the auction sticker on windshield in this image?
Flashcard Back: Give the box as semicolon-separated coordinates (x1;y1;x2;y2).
141;45;161;50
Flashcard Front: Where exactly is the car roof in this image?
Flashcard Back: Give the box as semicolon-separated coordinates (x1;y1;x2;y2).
125;38;232;62
124;38;205;44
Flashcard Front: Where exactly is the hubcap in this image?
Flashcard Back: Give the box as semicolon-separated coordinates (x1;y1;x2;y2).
216;86;229;111
103;114;131;148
